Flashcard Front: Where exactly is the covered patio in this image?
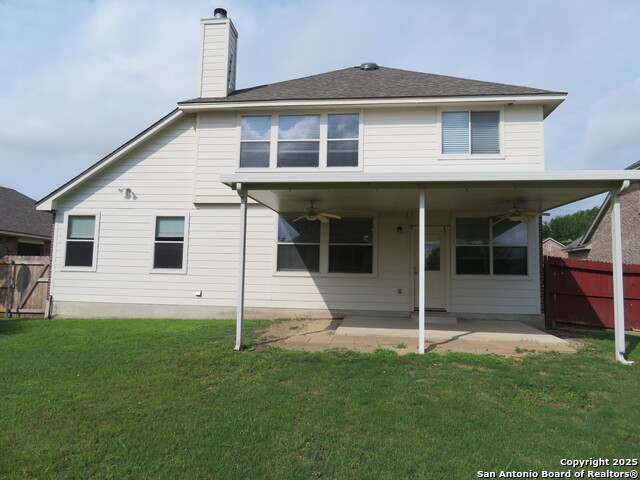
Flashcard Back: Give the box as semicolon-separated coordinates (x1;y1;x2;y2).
222;170;640;363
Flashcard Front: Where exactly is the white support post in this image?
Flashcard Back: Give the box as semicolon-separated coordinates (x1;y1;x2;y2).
234;184;248;351
610;181;634;365
419;190;426;354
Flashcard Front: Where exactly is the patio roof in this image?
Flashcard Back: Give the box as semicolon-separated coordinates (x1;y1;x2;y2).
221;170;640;214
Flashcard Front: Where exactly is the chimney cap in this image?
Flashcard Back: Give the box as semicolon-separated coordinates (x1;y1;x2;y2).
214;7;228;18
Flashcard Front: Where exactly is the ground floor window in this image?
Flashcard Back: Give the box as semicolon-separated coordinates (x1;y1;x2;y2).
455;217;527;275
65;215;96;267
277;216;373;274
154;216;186;269
277;217;321;272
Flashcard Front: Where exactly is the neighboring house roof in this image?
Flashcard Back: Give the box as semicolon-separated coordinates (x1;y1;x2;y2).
181;66;566;104
0;187;52;238
542;237;566;248
563;160;640;252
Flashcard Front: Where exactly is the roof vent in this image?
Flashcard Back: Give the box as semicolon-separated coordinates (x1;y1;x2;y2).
213;7;228;18
359;62;379;70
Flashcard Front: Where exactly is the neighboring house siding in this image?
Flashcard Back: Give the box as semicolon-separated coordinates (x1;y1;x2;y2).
0;235;18;255
542;238;567;258
568;183;640;264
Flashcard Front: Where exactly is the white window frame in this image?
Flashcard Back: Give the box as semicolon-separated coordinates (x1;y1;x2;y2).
150;213;190;274
437;107;505;161
452;215;532;279
236;110;364;172
272;214;377;277
62;211;100;272
238;115;272;169
276;114;322;168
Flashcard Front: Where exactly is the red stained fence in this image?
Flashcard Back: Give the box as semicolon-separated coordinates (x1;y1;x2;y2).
544;256;640;330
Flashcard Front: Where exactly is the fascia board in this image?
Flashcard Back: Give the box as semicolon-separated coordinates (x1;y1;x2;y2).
221;170;640;188
37;109;185;211
0;229;50;240
178;94;567;112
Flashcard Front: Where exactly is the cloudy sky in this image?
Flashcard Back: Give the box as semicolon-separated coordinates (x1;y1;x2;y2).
1;0;639;215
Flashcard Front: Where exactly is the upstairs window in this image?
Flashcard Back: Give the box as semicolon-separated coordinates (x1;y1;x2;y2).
455;218;527;275
327;114;359;167
154;217;186;269
278;115;320;167
442;111;499;154
65;215;96;267
239;113;360;169
240;116;271;168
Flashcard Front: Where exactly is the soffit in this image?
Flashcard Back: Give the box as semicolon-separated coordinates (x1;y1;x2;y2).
221;171;640;215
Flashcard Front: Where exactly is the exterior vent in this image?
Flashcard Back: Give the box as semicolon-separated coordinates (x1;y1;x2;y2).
214;7;228;18
360;62;379;71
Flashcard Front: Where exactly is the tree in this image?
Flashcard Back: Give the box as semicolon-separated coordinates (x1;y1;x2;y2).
542;207;599;244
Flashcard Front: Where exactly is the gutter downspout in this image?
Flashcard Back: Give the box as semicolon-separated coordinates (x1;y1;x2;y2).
610;180;634;365
234;183;248;351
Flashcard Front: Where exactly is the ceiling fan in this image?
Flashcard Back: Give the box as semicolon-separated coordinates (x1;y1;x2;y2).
492;204;550;224
290;201;342;223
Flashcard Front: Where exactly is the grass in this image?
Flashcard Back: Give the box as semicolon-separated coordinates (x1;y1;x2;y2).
1;318;639;479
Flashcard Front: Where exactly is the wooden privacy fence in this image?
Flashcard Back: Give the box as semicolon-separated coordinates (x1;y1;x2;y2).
544;255;640;330
0;256;51;318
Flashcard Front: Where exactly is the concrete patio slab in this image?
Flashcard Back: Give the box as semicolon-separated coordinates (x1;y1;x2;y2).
336;316;570;346
256;318;576;356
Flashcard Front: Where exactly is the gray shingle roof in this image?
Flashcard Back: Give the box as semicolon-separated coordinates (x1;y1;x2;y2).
0;187;52;238
181;66;565;104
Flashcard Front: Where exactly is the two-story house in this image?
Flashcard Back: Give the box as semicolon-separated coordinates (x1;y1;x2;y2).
37;9;639;359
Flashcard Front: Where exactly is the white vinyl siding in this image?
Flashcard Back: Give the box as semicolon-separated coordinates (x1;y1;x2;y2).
194;112;240;203
361;105;543;173
51;208;413;314
199;19;237;98
49;104;545;318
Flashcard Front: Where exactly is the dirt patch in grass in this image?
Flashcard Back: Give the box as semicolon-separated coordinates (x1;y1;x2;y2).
253;318;578;357
253;318;340;348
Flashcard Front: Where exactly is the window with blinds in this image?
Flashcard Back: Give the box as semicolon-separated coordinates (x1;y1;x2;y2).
442;111;500;155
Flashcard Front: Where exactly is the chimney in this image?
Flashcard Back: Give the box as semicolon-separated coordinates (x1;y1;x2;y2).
198;7;238;98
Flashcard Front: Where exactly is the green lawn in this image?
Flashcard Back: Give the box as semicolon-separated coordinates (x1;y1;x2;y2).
1;318;638;479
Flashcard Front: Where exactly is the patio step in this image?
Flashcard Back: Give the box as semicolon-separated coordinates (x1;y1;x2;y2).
411;311;458;325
